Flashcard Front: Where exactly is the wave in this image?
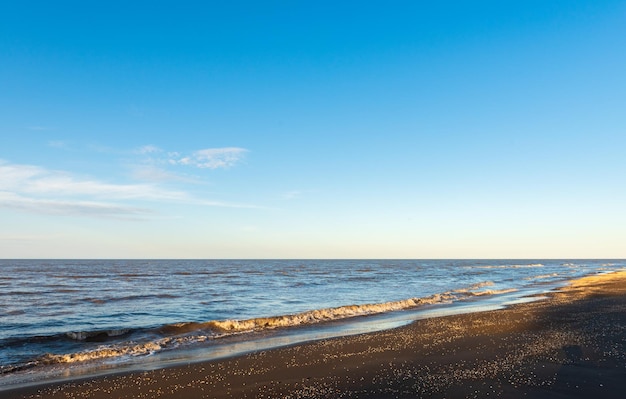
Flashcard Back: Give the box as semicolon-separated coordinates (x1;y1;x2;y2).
145;283;516;335
82;294;179;305
5;285;518;370
208;294;455;333
4;310;26;316
524;273;559;281
39;341;167;365
477;263;544;269
0;361;39;374
452;281;517;297
468;288;518;296
0;328;135;354
463;281;494;290
66;329;132;341
118;273;153;278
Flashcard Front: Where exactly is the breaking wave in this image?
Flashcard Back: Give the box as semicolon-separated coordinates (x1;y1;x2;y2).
40;341;166;365
66;329;132;341
524;273;559;281
207;293;456;333
19;283;518;368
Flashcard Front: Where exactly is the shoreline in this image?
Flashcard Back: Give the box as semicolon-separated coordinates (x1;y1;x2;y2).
0;277;561;388
5;270;626;398
0;284;556;390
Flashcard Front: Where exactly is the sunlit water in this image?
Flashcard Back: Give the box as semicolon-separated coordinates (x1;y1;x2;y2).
0;259;623;387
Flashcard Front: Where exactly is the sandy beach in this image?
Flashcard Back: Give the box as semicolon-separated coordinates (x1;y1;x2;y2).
5;271;626;398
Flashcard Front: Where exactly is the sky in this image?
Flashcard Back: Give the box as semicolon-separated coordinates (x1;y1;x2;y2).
1;1;625;259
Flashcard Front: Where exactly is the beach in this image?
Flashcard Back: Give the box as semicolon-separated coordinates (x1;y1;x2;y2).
4;270;626;398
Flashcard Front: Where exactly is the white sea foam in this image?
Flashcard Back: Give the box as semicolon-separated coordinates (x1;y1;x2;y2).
209;294;455;333
34;286;519;366
2;259;621;381
468;288;518;296
38;335;218;365
524;273;559;281
452;282;517;297
41;340;168;364
206;284;515;333
477;264;544;269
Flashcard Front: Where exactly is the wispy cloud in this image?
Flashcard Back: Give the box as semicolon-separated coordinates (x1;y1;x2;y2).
0;191;152;219
192;198;262;209
133;144;249;177
0;143;252;219
0;160;257;219
0;161;188;201
135;145;162;155
0;160;175;219
131;146;248;181
168;147;248;169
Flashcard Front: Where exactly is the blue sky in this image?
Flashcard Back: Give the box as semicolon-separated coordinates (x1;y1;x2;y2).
1;1;625;258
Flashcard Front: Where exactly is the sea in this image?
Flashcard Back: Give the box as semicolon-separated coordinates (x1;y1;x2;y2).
1;259;624;389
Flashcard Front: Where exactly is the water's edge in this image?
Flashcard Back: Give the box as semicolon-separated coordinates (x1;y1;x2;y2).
0;285;553;391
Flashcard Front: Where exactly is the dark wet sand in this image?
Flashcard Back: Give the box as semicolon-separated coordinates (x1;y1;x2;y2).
5;271;626;398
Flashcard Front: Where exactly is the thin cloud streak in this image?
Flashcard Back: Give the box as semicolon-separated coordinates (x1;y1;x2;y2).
25;176;189;201
0;161;188;201
0;160;260;218
0;234;60;242
135;145;162;155
0;191;152;219
192;198;265;209
169;147;248;169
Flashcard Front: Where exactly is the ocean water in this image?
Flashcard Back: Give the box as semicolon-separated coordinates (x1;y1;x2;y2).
0;259;623;388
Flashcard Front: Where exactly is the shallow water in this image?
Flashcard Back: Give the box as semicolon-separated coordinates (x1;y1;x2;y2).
0;259;623;387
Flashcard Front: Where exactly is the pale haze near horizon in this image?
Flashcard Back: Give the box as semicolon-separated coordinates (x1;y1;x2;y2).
1;1;625;259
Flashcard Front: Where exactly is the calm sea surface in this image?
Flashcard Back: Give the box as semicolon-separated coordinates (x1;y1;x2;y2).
0;259;624;387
